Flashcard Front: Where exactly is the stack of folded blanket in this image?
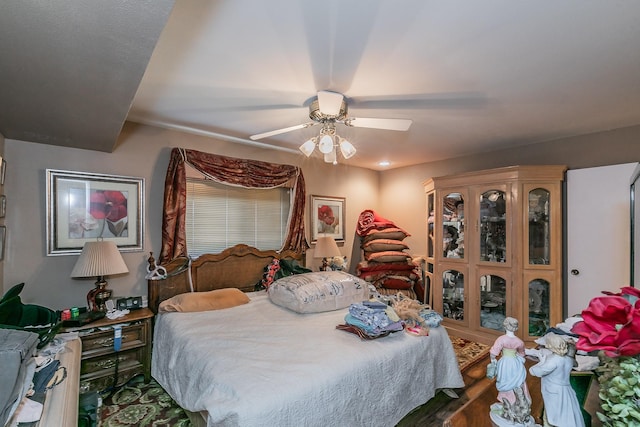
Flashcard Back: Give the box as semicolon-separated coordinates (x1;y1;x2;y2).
356;210;424;301
336;300;404;339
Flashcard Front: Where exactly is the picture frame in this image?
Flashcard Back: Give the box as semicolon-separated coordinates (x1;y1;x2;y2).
0;226;5;261
0;157;5;185
46;169;144;255
310;195;345;243
0;195;5;218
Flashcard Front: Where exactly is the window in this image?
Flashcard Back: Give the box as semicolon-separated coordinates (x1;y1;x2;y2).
185;178;291;258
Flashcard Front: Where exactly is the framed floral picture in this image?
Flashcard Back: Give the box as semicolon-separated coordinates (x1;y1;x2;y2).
310;195;345;243
46;169;144;255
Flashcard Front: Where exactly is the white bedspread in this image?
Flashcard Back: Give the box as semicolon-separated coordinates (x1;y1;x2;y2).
152;291;464;427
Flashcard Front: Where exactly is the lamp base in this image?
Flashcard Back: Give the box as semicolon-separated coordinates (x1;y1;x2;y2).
87;277;112;312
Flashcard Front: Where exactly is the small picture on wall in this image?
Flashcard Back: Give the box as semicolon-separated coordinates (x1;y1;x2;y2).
310;195;345;242
0;157;5;185
0;195;5;218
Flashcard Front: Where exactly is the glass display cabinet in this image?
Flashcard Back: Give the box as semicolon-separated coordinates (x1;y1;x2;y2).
424;165;566;345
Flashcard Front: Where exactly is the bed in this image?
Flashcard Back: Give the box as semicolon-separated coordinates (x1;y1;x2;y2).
148;244;464;427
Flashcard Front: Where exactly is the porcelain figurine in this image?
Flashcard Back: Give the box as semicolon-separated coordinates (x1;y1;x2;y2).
529;333;585;427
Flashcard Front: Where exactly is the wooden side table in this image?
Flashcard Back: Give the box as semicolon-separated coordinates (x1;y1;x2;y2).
64;308;154;393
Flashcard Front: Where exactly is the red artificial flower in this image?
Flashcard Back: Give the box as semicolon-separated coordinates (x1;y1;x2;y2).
572;291;640;357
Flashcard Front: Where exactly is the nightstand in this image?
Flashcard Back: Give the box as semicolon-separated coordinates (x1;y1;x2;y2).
64;308;153;393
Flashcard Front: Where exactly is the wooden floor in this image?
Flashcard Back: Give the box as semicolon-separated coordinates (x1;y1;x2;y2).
397;352;603;427
397;352;497;427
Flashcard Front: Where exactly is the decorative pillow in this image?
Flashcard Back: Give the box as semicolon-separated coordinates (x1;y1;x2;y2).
362;239;409;252
362;227;409;243
365;251;411;263
377;275;414;290
158;288;250;313
268;271;369;314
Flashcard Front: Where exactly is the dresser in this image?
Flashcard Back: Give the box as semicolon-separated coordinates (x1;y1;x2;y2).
66;308;153;393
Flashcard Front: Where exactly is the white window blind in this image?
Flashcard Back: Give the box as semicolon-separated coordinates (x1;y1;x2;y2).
185;178;291;258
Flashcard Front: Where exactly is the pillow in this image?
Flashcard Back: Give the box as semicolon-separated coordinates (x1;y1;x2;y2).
268;271;369;313
362;227;409;243
377;275;414;290
158;288;250;313
362;239;409;252
365;251;411;263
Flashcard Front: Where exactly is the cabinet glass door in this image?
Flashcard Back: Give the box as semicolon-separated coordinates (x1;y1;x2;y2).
442;269;464;320
479;273;507;331
443;193;464;259
528;188;551;265
528;278;550;336
479;189;507;262
425;191;435;305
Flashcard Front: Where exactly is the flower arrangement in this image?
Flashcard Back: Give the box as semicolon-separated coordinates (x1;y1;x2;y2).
571;287;640;426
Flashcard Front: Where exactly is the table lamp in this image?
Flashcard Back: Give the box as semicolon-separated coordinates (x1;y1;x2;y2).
71;240;129;311
314;235;341;271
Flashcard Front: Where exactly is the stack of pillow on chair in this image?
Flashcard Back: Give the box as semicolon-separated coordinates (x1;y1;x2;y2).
356;210;424;301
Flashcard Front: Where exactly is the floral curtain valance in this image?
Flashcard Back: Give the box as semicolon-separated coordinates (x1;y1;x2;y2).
159;147;308;263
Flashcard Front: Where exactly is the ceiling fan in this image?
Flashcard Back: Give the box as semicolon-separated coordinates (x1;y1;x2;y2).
249;91;412;164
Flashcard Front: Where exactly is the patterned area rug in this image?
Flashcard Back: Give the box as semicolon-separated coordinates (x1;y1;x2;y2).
449;334;491;372
100;376;190;426
100;335;489;426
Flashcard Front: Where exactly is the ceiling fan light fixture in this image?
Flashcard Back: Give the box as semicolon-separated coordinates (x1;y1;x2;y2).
318;134;334;154
339;139;356;159
299;138;316;157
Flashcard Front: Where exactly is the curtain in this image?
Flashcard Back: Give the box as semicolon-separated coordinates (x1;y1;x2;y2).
159;148;308;263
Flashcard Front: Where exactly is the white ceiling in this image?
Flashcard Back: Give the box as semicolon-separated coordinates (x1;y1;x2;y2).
2;1;640;170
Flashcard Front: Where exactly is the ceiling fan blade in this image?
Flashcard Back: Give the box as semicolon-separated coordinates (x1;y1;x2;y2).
348;92;488;109
317;91;344;116
344;117;412;131
250;122;316;140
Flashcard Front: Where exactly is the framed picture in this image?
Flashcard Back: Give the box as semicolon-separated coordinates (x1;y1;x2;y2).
310;195;345;242
0;157;5;185
46;169;144;255
0;195;5;218
0;226;5;261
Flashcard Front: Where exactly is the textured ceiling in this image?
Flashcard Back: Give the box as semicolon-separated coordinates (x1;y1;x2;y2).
2;1;640;170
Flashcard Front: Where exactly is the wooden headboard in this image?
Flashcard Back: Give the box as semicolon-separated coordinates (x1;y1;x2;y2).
147;244;305;313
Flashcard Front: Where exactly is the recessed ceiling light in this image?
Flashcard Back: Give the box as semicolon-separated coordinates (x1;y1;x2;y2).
378;161;390;167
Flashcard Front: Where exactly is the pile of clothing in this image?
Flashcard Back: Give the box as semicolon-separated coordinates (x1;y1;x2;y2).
336;300;404;339
355;210;424;301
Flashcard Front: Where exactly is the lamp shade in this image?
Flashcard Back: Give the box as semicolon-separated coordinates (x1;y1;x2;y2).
314;235;341;258
71;240;129;278
318;134;334;154
339;139;356;159
299;138;316;157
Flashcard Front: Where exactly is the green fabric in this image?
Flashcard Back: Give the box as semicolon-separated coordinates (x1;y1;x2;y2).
0;283;61;348
273;259;311;280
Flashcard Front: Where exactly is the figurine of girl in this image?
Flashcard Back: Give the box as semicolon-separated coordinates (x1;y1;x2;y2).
529;333;585;427
489;317;531;407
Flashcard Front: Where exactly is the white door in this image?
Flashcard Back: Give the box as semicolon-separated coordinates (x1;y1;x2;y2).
566;162;638;317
